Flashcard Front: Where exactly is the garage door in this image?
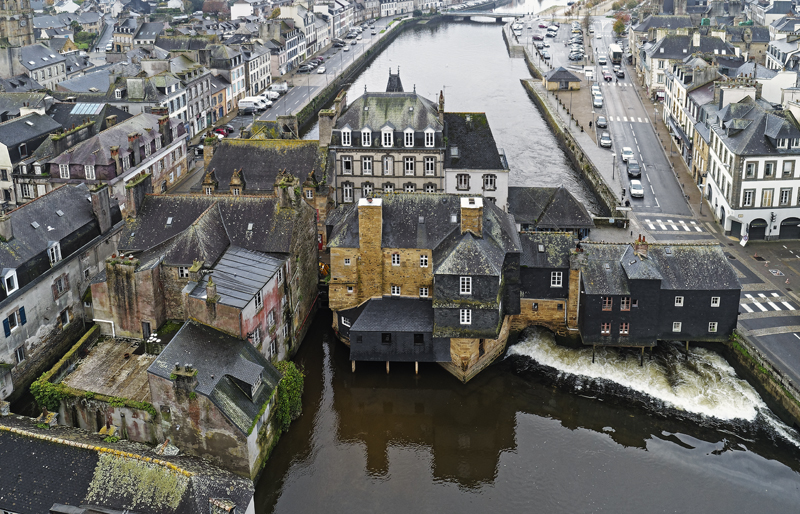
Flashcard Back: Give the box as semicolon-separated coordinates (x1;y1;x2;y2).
780;218;800;240
749;219;768;240
730;220;742;239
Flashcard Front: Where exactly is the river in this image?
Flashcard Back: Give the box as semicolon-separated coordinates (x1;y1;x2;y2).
261;18;800;514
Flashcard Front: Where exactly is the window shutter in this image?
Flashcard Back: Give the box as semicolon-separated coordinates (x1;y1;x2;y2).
3;318;9;337
19;306;26;326
52;282;59;300
63;274;70;292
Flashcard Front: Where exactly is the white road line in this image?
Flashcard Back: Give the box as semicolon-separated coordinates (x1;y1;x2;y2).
771;292;780;297
654;196;659;207
617;116;621;121
667;219;679;230
741;303;754;313
637;117;642;123
750;300;769;312
623;116;628;122
637;145;641;152
783;302;796;310
656;219;667;230
679;220;690;231
768;301;782;311
645;219;656;229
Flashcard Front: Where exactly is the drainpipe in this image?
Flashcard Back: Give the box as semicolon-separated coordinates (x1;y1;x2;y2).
93;319;116;338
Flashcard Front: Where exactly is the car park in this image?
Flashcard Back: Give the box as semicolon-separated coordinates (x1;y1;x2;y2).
621;147;634;162
627;159;641;177
629;179;644;198
357;34;363;40
596;115;607;128
569;53;583;61
350;39;357;45
599;132;612;148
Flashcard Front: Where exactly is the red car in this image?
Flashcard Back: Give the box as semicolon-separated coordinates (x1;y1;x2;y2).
538;23;548;28
603;72;613;81
532;34;544;40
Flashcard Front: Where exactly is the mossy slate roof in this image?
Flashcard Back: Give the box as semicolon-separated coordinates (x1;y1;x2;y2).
335;92;443;132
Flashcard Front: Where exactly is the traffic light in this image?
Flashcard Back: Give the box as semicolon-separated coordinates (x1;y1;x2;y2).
770;212;777;224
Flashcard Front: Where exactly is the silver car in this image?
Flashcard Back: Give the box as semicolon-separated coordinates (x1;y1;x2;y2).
629;179;644;198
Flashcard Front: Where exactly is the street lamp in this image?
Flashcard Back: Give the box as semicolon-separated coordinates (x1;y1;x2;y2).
700;172;707;214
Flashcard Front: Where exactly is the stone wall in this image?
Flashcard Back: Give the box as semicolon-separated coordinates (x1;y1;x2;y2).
286;190;320;355
440;315;512;383
92;260;166;339
510;298;567;334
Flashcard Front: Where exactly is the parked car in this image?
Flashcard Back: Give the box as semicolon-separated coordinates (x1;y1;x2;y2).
621;147;634;162
545;31;556;37
596;116;607;128
603;71;613;81
343;45;350;51
533;34;544;40
598;55;607;65
591;84;601;95
569;53;584;61
350;39;357;45
599;132;612;148
334;42;345;47
539;23;548;28
357;34;363;40
317;66;327;74
627;159;641;177
542;51;551;60
593;94;603;108
536;42;544;49
629;179;644;198
372;29;377;34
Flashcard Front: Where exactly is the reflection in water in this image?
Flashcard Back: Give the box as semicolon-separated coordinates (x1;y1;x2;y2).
255;312;800;514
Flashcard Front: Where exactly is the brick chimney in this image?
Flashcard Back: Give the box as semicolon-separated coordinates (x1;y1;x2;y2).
124;172;152;218
109;146;121;176
158;115;172;145
460;197;483;237
357;197;383;299
127;132;141;166
90;184;113;234
0;213;13;241
634;234;649;258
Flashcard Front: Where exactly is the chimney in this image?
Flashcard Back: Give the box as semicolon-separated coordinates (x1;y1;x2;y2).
203;135;218;169
633;234;649;258
127;132;141;166
109;146;121;176
274;171;298;208
276;114;299;139
171;362;198;394
124;172;152;218
438;90;445;124
90;184;113;234
158;115;171;145
318;110;336;147
0;213;13;242
206;276;218;302
105;114;117;128
693;31;700;48
188;259;204;282
460;197;483;237
357;197;383;299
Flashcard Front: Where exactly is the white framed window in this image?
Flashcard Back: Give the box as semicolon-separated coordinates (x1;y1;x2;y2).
404;183;415;193
362;183;373;196
344;258;351;266
3;269;17;294
277;267;283;285
383;156;393;175
707;321;718;333
456;174;469;190
47;242;62;265
343;182;353;202
341;316;351;328
424;157;435;176
84;165;95;180
155;135;162;150
144;142;151;158
550;271;562;288
252;326;261;346
268;309;275;327
123;155;130;170
391;285;401;296
483;174;496;191
460;308;471;325
711;296;720;307
384;183;394;193
305;189;314;199
419;287;428;298
178;266;189;278
341;128;351;146
674;296;684;307
460;276;472;295
362;156;373;175
425;184;436;193
424;129;434;147
255;289;263;310
14;344;24;363
672;321;682;332
781;188;792;206
392;253;400;266
342;156;353;174
205;186;213;195
404;156;415;175
420;255;428;267
743;190;753;207
361;129;371;146
382;128;393;147
347;286;354;293
59;164;70;179
404;129;414;147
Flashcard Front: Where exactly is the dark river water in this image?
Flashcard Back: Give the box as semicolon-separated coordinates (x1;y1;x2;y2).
270;19;800;514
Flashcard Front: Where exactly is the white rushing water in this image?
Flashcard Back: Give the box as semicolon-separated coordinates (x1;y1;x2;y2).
508;328;800;445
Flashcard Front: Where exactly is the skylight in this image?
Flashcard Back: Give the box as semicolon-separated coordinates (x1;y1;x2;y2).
31;221;40;229
166;217;173;225
56;210;64;217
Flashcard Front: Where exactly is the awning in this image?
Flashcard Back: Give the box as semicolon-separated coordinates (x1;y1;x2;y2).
667;116;692;149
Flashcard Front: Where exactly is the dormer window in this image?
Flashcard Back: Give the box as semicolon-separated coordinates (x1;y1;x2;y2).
341;128;351;146
361;129;371;146
59;164;70;179
382;128;393;147
115;88;122;99
3;269;18;295
85;165;95;180
404;129;414;147
155;135;162;151
48;242;62;265
424;129;434;147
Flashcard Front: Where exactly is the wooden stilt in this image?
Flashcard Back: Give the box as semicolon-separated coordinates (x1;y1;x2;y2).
386;361;390;374
415;361;418;374
592;345;595;363
685;341;689;360
640;347;644;367
649;346;653;361
351;360;355;373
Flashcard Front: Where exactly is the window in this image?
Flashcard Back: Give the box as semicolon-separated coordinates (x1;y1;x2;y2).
341;128;351;146
341;317;351;328
343;182;353;202
178;266;189;278
4;270;17;294
672;321;682;332
277;267;283;284
391;285;401;295
708;322;718;333
305;189;314;199
483;174;496;191
460;308;471;325
255;289;263;310
268;309;275;327
780;188;791;206
123;155;130;170
382;332;392;344
743;190;753;207
414;333;424;345
600;322;611;335
783;160;794;177
347;286;353;293
344;258;351;266
419;287;428;297
362;156;373;175
404;156;415;175
532;302;538;311
420;255;428;267
155;136;162;151
144;142;151;158
362;129;371;146
59;164;70;179
424;157;435;176
54;275;68;296
456;174;469;190
384;183;394;193
602;297;612;311
425;130;434;147
363;183;373;196
342;156;353;174
550;271;562;288
711;296;720;307
392;253;400;266
632;299;638;308
745;162;755;178
252;327;261;346
620;297;631;311
762;189;774;207
19;143;27;158
47;242;61;265
383;156;393;175
382;129;393;147
619;322;629;335
404;183;415;193
674;296;684;307
424;184;436;193
765;162;775;177
460;276;472;295
83;267;90;281
404;129;414;147
205;186;213;195
14;344;24;363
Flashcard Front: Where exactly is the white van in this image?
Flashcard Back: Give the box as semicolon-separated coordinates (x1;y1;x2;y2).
241;97;268;111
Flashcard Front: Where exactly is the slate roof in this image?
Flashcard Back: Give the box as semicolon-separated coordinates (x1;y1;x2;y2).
771;15;800;32
0;112;61;149
334;91;443;132
735;61;777;79
709;100;800;156
519;232;574;268
507;186;595;229
0;75;43;93
0;415;255;514
632;14;694;32
134;21;165;40
645;35;736;61
544;66;581;83
443;112;505;170
155;35;218;52
578;243;631;295
20;43;66;72
65;53;95;76
0;93;50;118
47;102;133;132
201;139;327;193
386;70;403;92
148;321;282;434
350;297;433;332
189;246;285;308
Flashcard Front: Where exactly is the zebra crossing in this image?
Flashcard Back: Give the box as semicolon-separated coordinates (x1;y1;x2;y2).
611;115;648;123
740;292;798;313
607;82;635;88
643;219;703;232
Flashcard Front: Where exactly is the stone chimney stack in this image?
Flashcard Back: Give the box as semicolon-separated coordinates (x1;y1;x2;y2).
318;110;336;147
127;132;141;166
158;115;171;145
90;183;113;234
460;197;483;237
204;136;218;170
693;30;700;48
357;197;383;300
124;172;152;218
105;115;117;127
0;213;13;242
438;90;445;124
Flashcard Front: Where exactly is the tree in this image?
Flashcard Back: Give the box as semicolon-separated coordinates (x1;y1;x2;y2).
611;1;622;10
626;0;638;9
613;19;625;37
274;361;304;433
269;7;281;19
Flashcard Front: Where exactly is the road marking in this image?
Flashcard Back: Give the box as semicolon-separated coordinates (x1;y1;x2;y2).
637;145;641;152
655;196;659;207
645;219;656;230
745;294;769;311
690;221;702;232
637;117;642;123
741;303;754;313
656;218;666;230
617;116;621;121
623;116;628;122
667;219;679;230
768;301;782;310
679;220;690;231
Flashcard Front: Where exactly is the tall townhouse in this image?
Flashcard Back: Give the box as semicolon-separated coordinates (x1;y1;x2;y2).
171;55;212;138
198;44;246;109
240;43;272;96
